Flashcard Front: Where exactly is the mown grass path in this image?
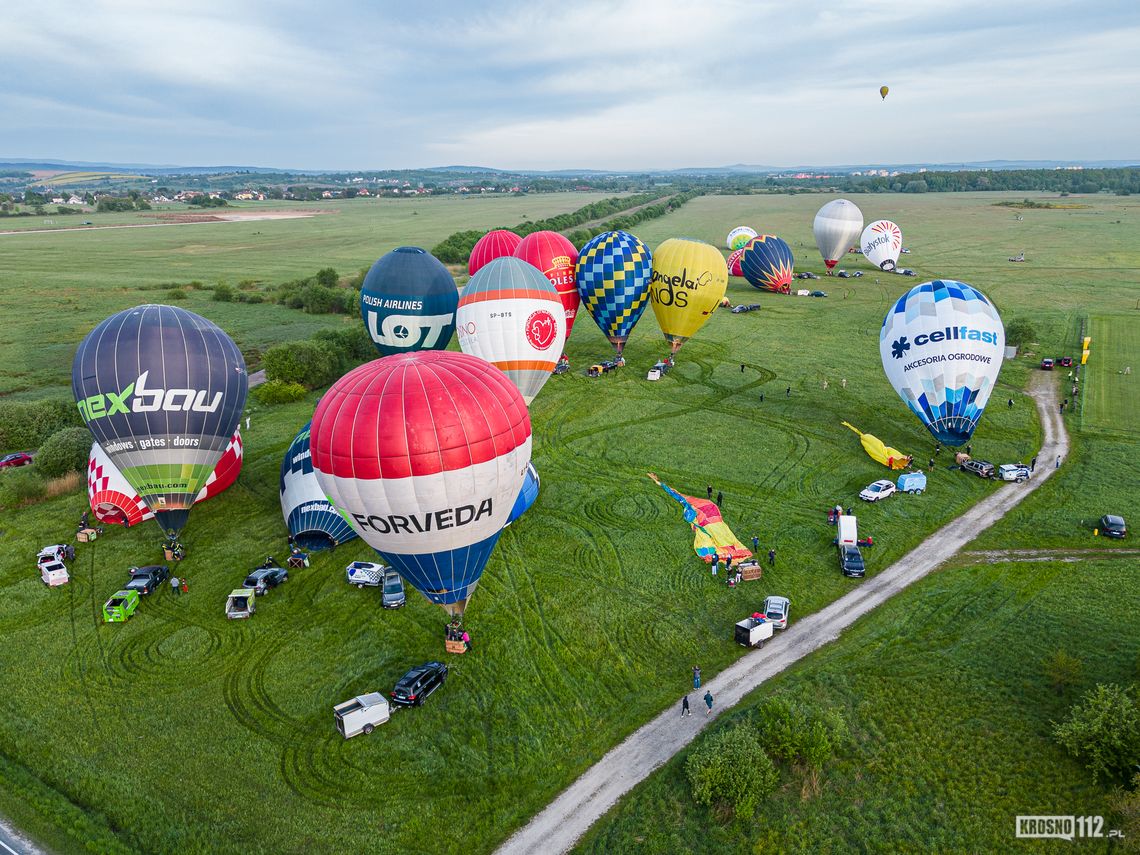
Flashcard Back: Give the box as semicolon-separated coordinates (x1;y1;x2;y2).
497;371;1067;855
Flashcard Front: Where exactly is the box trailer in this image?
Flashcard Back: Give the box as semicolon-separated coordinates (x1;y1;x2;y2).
734;616;774;648
334;692;390;738
837;514;858;545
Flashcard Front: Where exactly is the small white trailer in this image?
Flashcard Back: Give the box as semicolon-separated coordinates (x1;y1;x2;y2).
334;692;391;738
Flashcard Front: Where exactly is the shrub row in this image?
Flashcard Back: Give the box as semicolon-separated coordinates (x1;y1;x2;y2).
565;189;703;247
260;325;374;393
0;399;84;452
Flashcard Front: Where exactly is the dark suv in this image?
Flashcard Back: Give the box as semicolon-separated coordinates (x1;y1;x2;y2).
1099;515;1127;538
125;564;169;595
961;459;995;479
243;566;288;595
838;545;865;578
391;661;448;707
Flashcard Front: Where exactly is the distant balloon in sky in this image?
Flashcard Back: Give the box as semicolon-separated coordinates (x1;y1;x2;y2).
649;238;728;357
360;246;457;357
861;220;903;272
514;230;580;340
726;226;758;251
469;230;522;277
813;200;864;271
880;85;889;100
880;279;1005;447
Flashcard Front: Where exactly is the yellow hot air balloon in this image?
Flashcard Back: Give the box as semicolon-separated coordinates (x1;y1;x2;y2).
649;238;728;357
880;85;889;100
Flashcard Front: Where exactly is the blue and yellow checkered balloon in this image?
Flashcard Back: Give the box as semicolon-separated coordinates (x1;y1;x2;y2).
575;230;653;355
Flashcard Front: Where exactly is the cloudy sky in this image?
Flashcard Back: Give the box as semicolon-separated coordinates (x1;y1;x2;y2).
3;0;1138;171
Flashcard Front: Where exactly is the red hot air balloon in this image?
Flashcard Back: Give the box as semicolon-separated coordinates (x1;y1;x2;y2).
727;248;746;277
514;231;580;340
469;230;523;277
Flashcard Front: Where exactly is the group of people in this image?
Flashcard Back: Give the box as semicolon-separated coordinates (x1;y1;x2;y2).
169;574;189;595
445;618;471;651
681;666;714;716
704;485;724;507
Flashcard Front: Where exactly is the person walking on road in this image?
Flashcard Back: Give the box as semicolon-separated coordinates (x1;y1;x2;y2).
1030;454;1038;472
704;690;714;715
681;695;691;717
170;575;180;596
1055;455;1061;469
768;548;776;567
693;666;701;689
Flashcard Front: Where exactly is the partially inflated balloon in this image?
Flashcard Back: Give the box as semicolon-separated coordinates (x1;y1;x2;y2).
310;351;531;616
727;248;745;277
457;256;566;404
279;422;358;551
649;238;728;356
469;230;522;277
880;86;889;100
576;230;653;357
880;280;1005;446
861;220;903;272
360;246;457;356
514;231;580;340
726;226;758;251
740;234;794;293
813;200;864;271
72;304;248;537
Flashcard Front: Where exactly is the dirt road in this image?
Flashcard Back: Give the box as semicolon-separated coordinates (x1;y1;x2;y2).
0;815;42;855
496;372;1066;855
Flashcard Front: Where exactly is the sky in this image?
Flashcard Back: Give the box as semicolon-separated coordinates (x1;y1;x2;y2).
2;0;1139;172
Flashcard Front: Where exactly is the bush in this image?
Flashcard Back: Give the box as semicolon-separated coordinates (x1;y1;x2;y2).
1053;683;1140;783
1006;318;1038;346
754;697;849;797
34;427;92;478
1108;773;1140;851
298;284;350;314
1044;649;1084;695
212;283;235;302
685;726;778;821
0;468;47;509
166;289;187;300
252;380;308;405
315;267;339;288
0;399;83;451
313;326;374;370
262;340;337;388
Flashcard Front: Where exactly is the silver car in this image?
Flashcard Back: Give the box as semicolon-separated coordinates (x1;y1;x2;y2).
763;595;791;630
381;570;406;608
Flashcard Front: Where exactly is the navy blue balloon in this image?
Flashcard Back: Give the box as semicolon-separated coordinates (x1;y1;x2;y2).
740;235;795;293
360;247;458;356
279;422;358;550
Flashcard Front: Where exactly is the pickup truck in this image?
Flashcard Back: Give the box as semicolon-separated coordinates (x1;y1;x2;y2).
125;564;169;595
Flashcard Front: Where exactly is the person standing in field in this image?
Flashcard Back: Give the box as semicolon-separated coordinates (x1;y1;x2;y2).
768;548;776;567
716;490;723;507
170;575;180;596
693;665;701;689
752;535;759;552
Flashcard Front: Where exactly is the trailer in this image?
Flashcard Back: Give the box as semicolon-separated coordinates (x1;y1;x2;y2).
734;615;774;648
334;692;390;738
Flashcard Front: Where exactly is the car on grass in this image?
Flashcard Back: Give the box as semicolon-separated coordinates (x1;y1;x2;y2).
391;661;448;707
809;290;828;298
960;459;995;479
731;303;761;314
125;564;169;595
381;570;406;609
38;544;74;565
1060;356;1074;367
244;566;288;595
346;561;386;588
898;268;917;276
1;452;33;468
836;270;863;279
763;595;791;630
103;590;139;622
1040;358;1054;370
225;588;256;619
794;271;821;280
40;559;70;587
859;479;897;502
838;544;865;578
1099;515;1127;538
901;247;911;254
998;463;1031;482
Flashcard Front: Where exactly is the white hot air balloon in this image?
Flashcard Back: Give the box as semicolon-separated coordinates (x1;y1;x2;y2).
861;220;903;271
456;256;566;405
813;199;864;272
726;226;758;251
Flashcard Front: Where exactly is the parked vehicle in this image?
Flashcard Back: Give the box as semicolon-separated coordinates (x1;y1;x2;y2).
40;560;70;587
125;564;169;595
225;588;256;619
103;590;139;622
1099;514;1127;538
38;544;74;565
795;271;821;280
998;463;1031;482
763;595;791;630
960;459;996;478
896;471;927;494
837;514;858;546
731;304;761;314
809;290;828;298
897;268;917;276
734;614;773;648
1040;358;1054;370
838;544;865;578
334;692;390;738
381;570;406;608
346;561;386;588
0;452;33;468
859;479;896;502
1060;356;1074;367
390;661;448;706
244;566;288;595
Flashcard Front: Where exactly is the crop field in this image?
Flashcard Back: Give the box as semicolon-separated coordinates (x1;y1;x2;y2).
0;191;1137;853
1082;314;1139;434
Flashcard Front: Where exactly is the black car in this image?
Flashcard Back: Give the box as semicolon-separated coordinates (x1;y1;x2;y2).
244;566;289;595
809;290;828;298
960;459;996;479
897;268;917;276
125;564;169;595
838;545;865;578
391;661;448;706
731;303;761;314
1099;515;1127;538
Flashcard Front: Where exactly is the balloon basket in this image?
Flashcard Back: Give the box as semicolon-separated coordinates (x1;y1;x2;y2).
445;639;468;655
77;528;99;543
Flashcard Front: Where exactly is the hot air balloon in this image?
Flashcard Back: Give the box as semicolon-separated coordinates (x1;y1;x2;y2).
360;246;457;356
280;422;358;550
726;248;746;278
813;199;864;272
72;304;247;538
861;220;903;272
506;461;540;527
648;238;728;358
726;226;758;251
880;85;889;100
310;350;531;616
575;230;653;358
469;229;522;277
740;234;795;293
514;231;580;339
456;256;566;405
88;430;242;527
880;280;1005;446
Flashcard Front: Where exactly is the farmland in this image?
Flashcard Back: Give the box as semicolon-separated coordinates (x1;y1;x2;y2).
0;191;1137;854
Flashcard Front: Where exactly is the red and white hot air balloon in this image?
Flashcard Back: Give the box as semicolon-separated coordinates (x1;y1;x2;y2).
456;256;566;405
309;351;531;617
468;229;523;277
513;230;579;340
727;247;746;277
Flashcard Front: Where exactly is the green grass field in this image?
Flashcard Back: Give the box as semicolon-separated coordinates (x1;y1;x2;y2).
0;191;1137;854
1083;314;1139;434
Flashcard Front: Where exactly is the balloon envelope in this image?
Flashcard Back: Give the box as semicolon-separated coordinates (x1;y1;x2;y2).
861;220;903;271
740;234;795;293
279;422;358;551
360;246;457;356
880;280;1005;446
726;226;758;251
575;230;653;356
310;351;532;615
726;248;745;277
880;85;889;100
72;304;247;537
813;200;864;270
649;238;728;355
469;230;522;277
506;461;540;526
514;231;580;340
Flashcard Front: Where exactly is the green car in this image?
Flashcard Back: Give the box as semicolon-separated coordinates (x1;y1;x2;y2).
103;589;139;623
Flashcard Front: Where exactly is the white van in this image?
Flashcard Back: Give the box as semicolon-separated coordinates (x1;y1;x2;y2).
837;514;858;546
40;560;70;587
334;692;390;738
